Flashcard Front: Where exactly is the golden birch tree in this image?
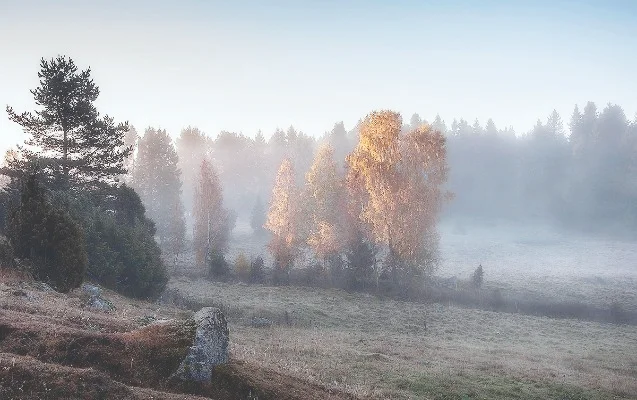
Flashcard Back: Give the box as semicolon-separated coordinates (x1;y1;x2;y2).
346;110;450;287
193;159;231;268
265;158;299;283
304;144;346;272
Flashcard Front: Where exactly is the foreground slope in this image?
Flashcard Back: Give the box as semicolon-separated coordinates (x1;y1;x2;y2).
0;276;357;400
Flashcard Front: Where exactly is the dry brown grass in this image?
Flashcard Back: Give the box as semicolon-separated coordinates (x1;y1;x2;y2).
0;279;361;399
169;277;637;399
0;267;31;285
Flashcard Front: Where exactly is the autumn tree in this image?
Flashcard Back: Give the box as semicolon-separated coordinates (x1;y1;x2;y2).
193;159;234;277
131;127;186;258
265;158;299;284
346;111;449;289
4;56;131;191
304;144;346;277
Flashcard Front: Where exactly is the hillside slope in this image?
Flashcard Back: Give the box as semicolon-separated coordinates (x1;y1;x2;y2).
0;275;357;400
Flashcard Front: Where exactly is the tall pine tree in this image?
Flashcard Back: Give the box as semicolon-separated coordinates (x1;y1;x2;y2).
131;128;185;257
5;56;131;191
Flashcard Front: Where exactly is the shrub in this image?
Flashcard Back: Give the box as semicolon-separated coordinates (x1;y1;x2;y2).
345;232;376;290
472;264;484;288
0;235;15;268
233;253;250;281
249;256;265;284
208;250;230;281
51;185;168;299
7;174;87;292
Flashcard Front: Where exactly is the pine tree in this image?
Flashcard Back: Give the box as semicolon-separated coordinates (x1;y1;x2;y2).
4;56;131;191
328;122;351;170
546;110;565;138
432;114;447;135
485;119;498;136
7;173;87;292
410;113;423;129
122;125;138;181
131;128;185;257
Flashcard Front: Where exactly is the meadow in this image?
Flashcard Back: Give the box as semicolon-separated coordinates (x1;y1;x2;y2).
164;220;637;399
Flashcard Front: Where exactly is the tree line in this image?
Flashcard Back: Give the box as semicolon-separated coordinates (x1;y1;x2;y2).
2;55;635;298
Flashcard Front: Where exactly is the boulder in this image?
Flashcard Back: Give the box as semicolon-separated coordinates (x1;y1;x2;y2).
250;316;272;328
173;307;229;382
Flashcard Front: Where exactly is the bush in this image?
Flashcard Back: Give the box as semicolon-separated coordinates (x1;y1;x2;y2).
52;185;168;299
7;174;87;292
472;264;484;288
0;235;15;268
208;250;230;280
345;232;376;290
249;256;265;284
233;253;250;281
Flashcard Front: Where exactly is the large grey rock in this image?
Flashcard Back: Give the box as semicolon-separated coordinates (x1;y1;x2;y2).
174;307;229;382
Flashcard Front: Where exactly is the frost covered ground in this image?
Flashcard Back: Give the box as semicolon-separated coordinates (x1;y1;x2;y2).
438;221;637;310
225;218;637;311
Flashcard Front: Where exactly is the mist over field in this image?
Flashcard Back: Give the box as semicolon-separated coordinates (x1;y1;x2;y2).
1;1;636;399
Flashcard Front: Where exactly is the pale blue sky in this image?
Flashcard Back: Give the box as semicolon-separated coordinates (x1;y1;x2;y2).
1;0;636;155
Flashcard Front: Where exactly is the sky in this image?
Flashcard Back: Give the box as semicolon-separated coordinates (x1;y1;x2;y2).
1;0;636;155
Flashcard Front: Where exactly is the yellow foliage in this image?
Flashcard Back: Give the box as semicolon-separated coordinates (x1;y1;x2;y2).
233;253;250;280
346;110;451;269
265;158;299;269
304;144;346;260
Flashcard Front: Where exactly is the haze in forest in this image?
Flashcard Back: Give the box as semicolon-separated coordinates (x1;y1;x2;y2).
2;0;637;157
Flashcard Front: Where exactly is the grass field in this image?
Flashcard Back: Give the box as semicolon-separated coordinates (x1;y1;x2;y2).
166;219;637;398
167;277;637;399
220;219;637;312
437;221;637;312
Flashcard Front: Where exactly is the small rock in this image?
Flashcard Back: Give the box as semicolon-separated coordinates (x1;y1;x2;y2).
11;289;27;297
250;316;272;328
32;282;54;292
81;283;102;298
86;296;116;312
80;283;115;312
137;315;158;326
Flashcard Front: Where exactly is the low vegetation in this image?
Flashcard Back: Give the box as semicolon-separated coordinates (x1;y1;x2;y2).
0;275;356;399
167;277;637;400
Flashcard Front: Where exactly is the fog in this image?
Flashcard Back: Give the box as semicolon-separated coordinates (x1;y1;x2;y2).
1;2;637;399
138;103;637;239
